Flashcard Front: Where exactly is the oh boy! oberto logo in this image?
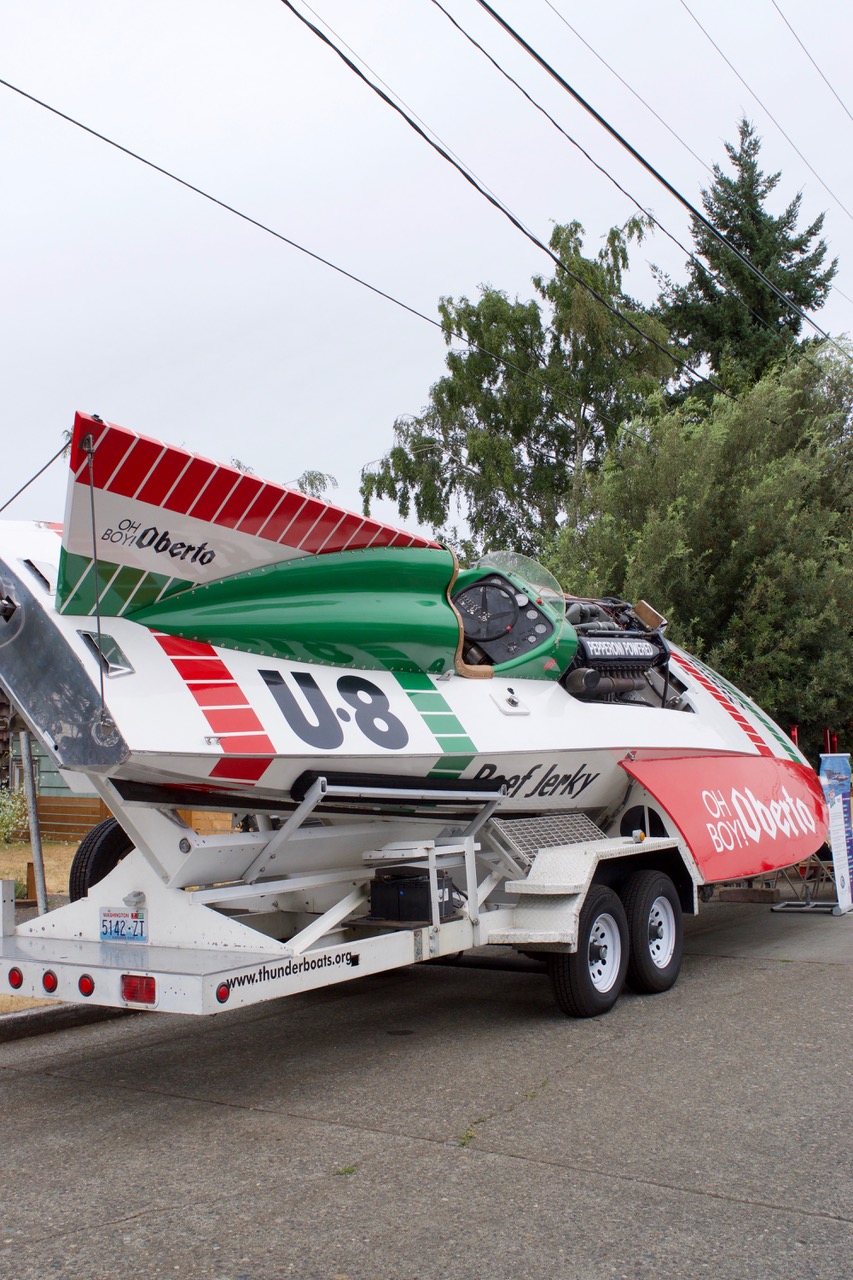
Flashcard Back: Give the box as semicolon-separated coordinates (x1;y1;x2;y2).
702;784;816;854
101;517;217;566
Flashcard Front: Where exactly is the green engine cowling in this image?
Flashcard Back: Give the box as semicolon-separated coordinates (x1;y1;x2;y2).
130;547;460;674
129;545;577;680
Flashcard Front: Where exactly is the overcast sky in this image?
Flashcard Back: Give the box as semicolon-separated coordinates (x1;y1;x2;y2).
2;0;851;530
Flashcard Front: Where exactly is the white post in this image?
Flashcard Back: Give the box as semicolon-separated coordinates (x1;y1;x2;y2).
19;730;48;915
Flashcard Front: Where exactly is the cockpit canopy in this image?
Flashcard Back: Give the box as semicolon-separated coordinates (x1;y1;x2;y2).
451;552;574;679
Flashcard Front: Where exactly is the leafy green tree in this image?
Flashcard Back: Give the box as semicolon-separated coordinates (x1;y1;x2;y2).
232;455;337;499
361;219;673;556
657;119;837;389
295;469;338;499
552;350;853;759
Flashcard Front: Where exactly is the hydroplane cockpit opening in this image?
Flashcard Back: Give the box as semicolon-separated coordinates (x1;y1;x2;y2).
448;552;688;710
449;552;569;676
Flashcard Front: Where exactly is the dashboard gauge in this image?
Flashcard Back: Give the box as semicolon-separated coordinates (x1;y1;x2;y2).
452;582;519;641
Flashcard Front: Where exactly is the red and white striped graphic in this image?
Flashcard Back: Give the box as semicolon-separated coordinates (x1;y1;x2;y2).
672;652;772;757
69;412;437;555
152;633;275;785
61;412;439;606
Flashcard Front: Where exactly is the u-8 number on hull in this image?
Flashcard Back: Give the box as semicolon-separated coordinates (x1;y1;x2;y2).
261;670;409;751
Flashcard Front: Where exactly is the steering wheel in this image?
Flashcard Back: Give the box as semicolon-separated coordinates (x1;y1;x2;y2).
453;582;519;642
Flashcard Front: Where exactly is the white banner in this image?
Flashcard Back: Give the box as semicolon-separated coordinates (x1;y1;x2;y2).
819;754;853;915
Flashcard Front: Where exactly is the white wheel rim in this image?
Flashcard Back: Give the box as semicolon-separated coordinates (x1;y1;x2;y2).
587;912;622;992
647;895;676;968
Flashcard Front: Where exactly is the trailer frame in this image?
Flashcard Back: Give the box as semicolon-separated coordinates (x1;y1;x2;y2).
1;776;689;1017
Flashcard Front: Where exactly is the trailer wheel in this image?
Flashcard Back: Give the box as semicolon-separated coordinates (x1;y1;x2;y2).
548;885;628;1018
621;870;683;994
69;818;133;902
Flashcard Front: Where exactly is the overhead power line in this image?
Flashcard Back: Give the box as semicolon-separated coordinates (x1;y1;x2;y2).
470;0;849;363
0;77;456;330
0;76;635;453
429;0;812;368
540;0;711;175
540;0;852;316
679;0;853;226
279;0;728;397
770;0;853;125
299;1;508;209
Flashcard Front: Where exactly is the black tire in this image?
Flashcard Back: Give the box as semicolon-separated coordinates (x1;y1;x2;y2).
548;884;629;1018
69;818;133;902
621;870;683;995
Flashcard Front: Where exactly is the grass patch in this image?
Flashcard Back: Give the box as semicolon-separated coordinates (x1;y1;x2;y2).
0;842;76;896
458;1118;486;1148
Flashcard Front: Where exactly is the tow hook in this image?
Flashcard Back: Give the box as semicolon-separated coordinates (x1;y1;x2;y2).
0;593;18;622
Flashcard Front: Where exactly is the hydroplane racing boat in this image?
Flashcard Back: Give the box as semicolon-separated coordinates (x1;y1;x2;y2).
0;413;828;1018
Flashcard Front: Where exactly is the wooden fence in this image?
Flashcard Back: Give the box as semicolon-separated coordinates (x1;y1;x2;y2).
34;797;233;843
36;796;111;843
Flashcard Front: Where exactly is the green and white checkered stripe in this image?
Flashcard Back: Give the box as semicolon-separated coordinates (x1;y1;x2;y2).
393;672;477;779
56;549;180;617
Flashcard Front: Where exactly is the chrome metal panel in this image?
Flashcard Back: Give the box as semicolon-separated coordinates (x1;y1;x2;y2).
0;555;129;769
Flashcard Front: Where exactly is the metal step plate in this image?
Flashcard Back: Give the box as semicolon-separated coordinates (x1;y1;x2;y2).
490;812;606;862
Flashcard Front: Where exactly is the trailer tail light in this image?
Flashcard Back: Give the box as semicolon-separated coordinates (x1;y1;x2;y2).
121;974;156;1005
42;970;58;994
215;982;230;1004
78;974;95;998
8;967;23;990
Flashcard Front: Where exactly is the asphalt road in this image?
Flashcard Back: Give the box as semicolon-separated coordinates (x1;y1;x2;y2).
1;901;851;1280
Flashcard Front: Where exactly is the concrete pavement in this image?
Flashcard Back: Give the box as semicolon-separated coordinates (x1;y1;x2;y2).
1;901;851;1279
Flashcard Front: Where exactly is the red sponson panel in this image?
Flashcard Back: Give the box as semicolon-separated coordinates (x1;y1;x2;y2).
620;754;828;882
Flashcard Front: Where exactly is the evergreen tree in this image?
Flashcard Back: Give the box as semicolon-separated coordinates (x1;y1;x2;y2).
658;119;837;388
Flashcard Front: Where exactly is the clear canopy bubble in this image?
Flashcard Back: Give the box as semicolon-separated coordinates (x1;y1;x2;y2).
477;551;565;620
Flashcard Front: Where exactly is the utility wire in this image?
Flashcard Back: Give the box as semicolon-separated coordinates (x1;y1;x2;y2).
0;77;631;467
471;0;850;363
679;0;853;226
770;0;853;125
540;0;853;316
304;0;728;403
830;282;853;307
0;442;66;513
300;1;506;208
430;0;810;368
298;5;671;455
0;76;447;335
540;0;711;175
280;7;645;439
279;0;727;396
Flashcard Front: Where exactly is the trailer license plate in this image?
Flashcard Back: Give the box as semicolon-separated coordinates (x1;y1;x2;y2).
99;908;148;943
